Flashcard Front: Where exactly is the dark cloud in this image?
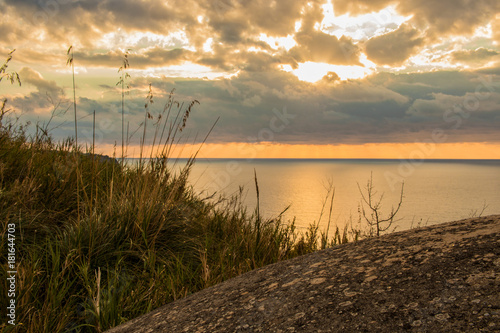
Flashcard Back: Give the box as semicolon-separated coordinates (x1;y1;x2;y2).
370;71;488;98
202;0;316;39
111;69;498;146
209;17;248;44
365;24;424;66
246;0;305;36
452;48;499;64
476;64;500;76
9;66;496;147
0;21;22;44
289;31;361;65
236;52;282;72
2;0;191;49
75;47;192;69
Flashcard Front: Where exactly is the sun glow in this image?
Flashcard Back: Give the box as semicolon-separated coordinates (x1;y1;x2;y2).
202;38;214;53
259;33;297;51
473;24;493;39
284;59;375;82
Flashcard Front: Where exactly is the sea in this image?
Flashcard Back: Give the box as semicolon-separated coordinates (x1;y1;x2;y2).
174;159;500;233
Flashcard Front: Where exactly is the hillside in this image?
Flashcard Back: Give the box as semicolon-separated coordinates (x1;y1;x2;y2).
107;215;500;332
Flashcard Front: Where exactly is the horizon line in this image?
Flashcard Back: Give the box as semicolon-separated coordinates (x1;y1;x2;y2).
131;157;500;162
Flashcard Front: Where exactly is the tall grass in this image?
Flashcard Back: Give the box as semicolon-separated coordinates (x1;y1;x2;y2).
0;50;359;332
0;113;301;332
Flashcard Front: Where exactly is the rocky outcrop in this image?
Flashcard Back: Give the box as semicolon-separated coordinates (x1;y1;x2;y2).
107;215;500;332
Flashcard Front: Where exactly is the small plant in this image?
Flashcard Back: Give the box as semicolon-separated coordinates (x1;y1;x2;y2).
66;45;83;222
1;49;21;124
0;49;21;86
319;180;335;249
357;172;404;237
66;45;78;147
468;201;489;218
179;99;199;132
294;180;356;254
117;49;131;164
139;83;154;164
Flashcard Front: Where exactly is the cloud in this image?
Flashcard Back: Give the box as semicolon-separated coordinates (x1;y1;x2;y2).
371;70;489;99
398;0;500;37
289;31;361;66
332;0;500;38
0;0;360;75
331;0;394;16
328;81;409;104
8;64;500;147
209;17;248;44
494;16;500;43
287;2;361;66
2;0;192;50
3;0;498;79
0;20;23;44
242;95;262;107
19;67;64;98
407;90;500;140
451;48;499;65
322;72;340;83
365;24;424;66
75;47;193;69
6;68;67;120
203;0;315;38
142;69;480;145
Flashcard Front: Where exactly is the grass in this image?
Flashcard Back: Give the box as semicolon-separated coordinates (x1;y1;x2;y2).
0;119;292;332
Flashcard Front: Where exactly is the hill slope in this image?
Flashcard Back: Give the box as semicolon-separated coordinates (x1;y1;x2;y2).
107;215;500;332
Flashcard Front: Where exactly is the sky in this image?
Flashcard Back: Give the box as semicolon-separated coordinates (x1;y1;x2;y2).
1;0;500;159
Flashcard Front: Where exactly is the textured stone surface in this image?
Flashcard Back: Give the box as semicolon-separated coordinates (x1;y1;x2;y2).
107;215;500;332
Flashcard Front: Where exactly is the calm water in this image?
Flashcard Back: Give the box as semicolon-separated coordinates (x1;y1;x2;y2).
181;159;500;233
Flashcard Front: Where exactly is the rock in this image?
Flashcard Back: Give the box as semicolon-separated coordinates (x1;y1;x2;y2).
106;215;500;332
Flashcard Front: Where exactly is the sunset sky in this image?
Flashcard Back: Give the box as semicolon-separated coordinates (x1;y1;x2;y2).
1;0;499;158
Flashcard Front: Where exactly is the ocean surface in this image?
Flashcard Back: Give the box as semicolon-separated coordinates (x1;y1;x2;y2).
176;159;500;233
